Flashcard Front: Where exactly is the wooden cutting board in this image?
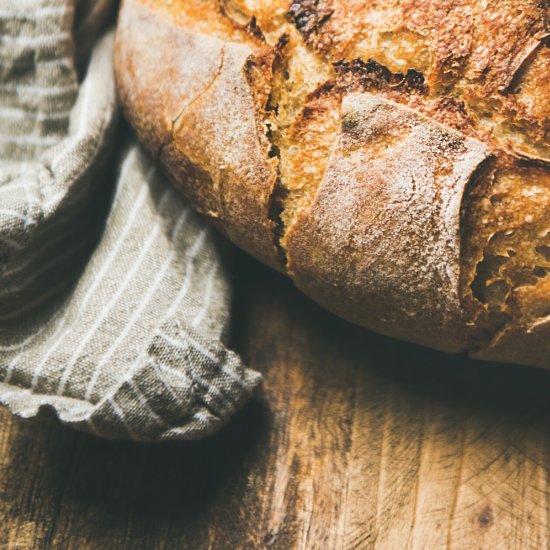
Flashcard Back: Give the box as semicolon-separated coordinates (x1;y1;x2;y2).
1;253;549;549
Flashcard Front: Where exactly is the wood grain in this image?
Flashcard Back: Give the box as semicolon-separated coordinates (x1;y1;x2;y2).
1;253;550;549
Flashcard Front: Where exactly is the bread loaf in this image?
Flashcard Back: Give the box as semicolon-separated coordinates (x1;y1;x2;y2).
114;0;550;368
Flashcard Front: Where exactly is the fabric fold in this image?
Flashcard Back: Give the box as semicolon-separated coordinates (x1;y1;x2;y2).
0;0;261;441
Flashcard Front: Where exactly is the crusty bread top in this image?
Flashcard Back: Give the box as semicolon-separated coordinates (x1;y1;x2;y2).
115;0;550;366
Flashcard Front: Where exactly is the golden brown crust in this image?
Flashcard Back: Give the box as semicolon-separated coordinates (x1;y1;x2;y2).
115;0;550;368
289;0;549;93
286;94;491;352
115;0;282;270
289;0;550;158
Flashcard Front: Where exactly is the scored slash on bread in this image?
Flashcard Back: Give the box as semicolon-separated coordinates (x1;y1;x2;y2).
114;0;550;368
286;93;491;353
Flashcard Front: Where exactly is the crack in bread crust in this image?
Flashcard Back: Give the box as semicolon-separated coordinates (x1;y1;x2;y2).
172;47;226;133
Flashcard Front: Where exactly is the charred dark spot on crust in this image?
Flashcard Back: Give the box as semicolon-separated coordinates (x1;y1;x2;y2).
247;16;265;39
308;79;338;100
272;33;291;80
243;46;289;267
276;33;290;53
266;123;289;265
341;112;360;134
333;58;429;96
263;34;291;118
263;43;291;266
267;179;289;265
288;0;334;39
429;96;478;134
244;54;272;120
434;96;469;116
301;58;429;110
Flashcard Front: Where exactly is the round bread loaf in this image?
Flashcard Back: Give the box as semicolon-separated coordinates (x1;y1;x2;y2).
114;0;550;368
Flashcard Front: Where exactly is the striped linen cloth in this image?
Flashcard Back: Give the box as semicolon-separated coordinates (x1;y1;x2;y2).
0;0;262;441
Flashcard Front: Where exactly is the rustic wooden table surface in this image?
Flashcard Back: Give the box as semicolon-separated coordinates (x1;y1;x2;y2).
1;253;549;549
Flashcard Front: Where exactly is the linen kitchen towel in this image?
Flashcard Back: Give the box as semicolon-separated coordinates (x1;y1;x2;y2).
0;0;262;441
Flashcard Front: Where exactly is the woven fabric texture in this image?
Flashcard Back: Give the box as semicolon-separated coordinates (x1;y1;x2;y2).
0;0;262;441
